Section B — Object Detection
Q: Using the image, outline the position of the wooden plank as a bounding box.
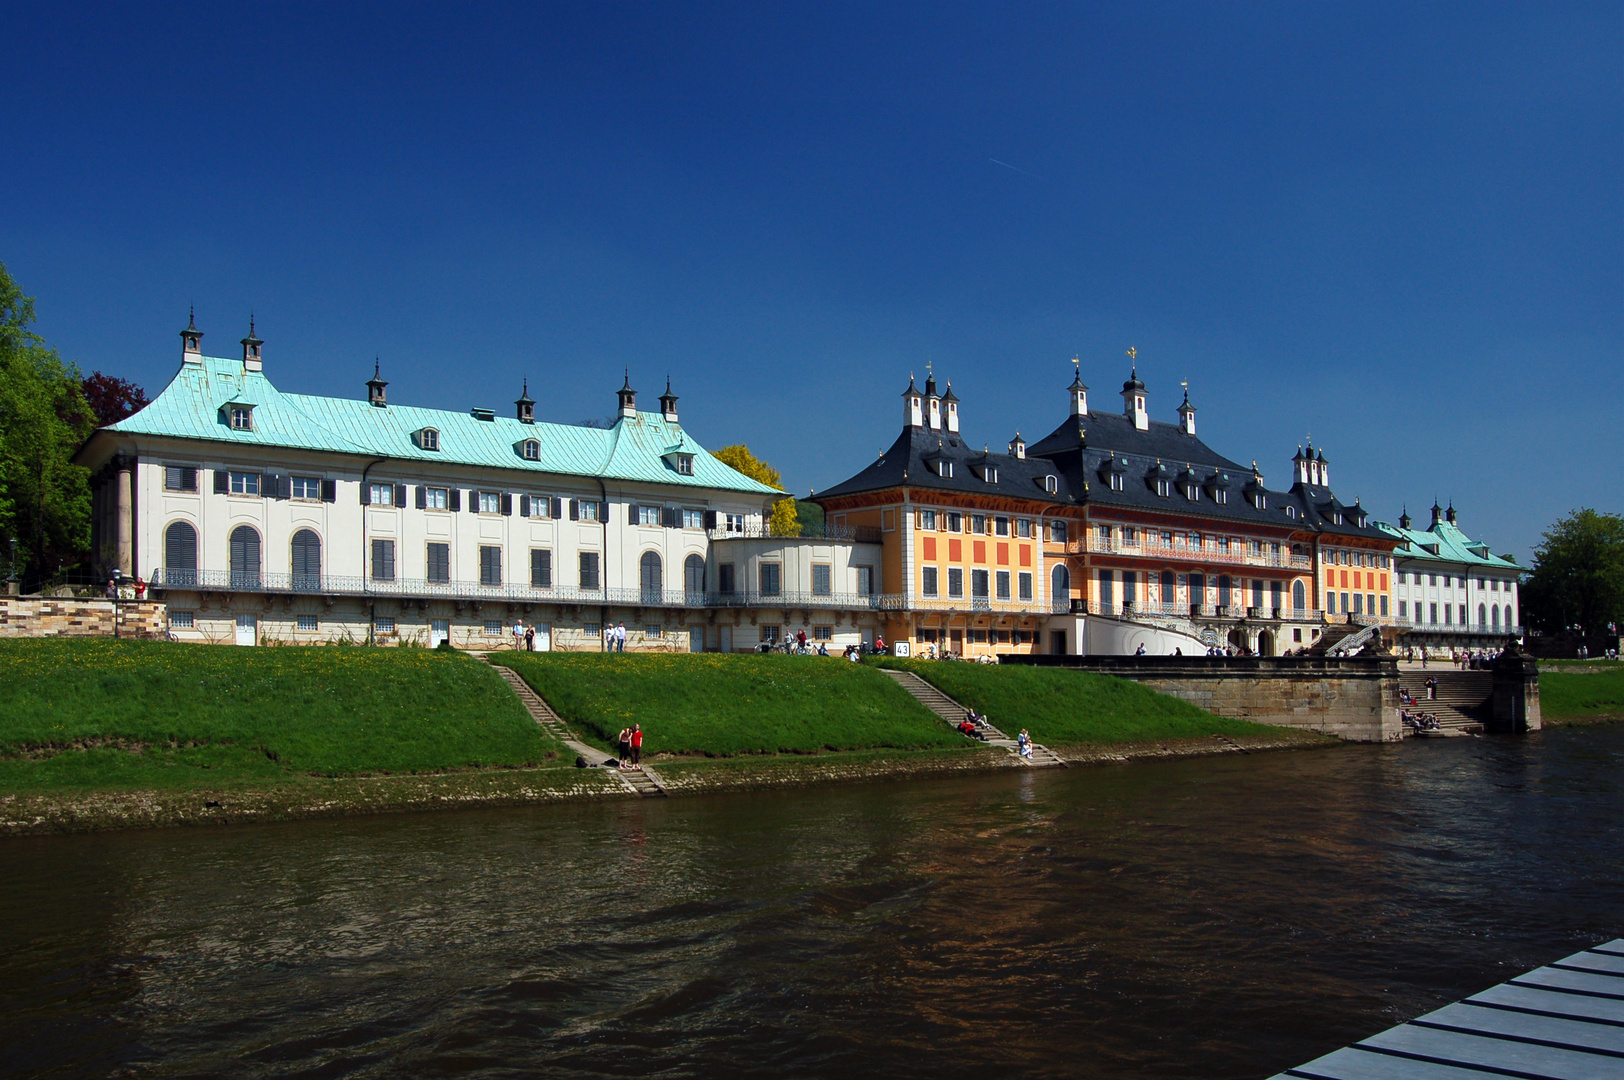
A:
[1415,1002,1624,1053]
[1513,968,1624,998]
[1468,984,1624,1024]
[1267,1045,1519,1079]
[1555,952,1624,976]
[1361,1023,1623,1079]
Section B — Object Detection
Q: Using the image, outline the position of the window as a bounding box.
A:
[1044,475,1058,494]
[531,549,552,588]
[1380,595,1388,617]
[1491,578,1500,591]
[1156,478,1172,497]
[477,491,500,514]
[683,508,704,529]
[946,512,963,532]
[640,551,662,599]
[919,509,937,531]
[1458,604,1467,625]
[371,538,396,581]
[724,513,744,532]
[230,405,253,430]
[812,563,832,596]
[1049,520,1067,543]
[426,542,450,583]
[995,570,1011,600]
[521,440,540,461]
[718,563,737,594]
[1123,527,1138,545]
[856,566,874,595]
[1213,488,1227,504]
[374,616,396,635]
[583,623,601,638]
[420,428,439,451]
[230,471,261,495]
[367,481,393,506]
[165,465,199,492]
[291,529,321,590]
[1017,519,1032,538]
[685,554,706,597]
[638,505,662,526]
[423,486,449,510]
[1097,524,1112,544]
[971,569,990,599]
[948,568,964,598]
[675,454,694,475]
[968,514,985,534]
[1185,483,1199,501]
[530,495,552,519]
[579,551,600,590]
[1430,602,1439,624]
[164,520,198,584]
[759,563,782,596]
[1109,472,1125,492]
[1293,580,1306,612]
[1018,572,1033,601]
[1399,600,1408,619]
[229,525,262,587]
[477,546,501,586]
[922,566,939,597]
[169,610,195,629]
[994,516,1009,537]
[291,475,321,500]
[1217,537,1230,554]
[814,625,832,641]
[760,625,781,642]
[1190,532,1202,548]
[645,625,662,637]
[1327,592,1337,615]
[934,460,954,479]
[484,620,503,636]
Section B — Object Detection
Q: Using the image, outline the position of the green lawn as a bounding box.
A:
[0,639,564,791]
[876,658,1282,746]
[493,652,966,756]
[1540,668,1624,720]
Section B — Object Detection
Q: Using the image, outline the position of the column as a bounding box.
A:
[116,456,133,576]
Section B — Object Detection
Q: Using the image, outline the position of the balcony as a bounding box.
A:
[1059,535,1313,570]
[708,524,882,544]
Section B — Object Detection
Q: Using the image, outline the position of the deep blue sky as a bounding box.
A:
[5,2,1620,559]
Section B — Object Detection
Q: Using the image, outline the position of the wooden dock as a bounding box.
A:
[1269,939,1624,1080]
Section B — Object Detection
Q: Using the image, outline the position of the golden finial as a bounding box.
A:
[1126,346,1137,362]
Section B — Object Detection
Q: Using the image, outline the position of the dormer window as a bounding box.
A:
[1156,479,1172,497]
[522,440,541,461]
[229,405,253,431]
[934,459,954,479]
[1043,474,1058,494]
[973,463,998,484]
[1285,505,1297,518]
[1252,492,1266,510]
[1109,472,1124,492]
[1184,483,1199,501]
[1331,511,1343,526]
[675,454,694,476]
[1213,488,1227,504]
[414,427,441,451]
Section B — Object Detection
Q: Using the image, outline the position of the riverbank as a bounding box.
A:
[0,729,1333,836]
[1537,665,1624,726]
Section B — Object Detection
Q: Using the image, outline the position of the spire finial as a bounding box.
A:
[1126,345,1136,378]
[188,304,196,330]
[374,356,380,378]
[250,311,255,337]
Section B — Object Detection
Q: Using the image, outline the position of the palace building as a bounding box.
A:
[73,316,887,650]
[1377,503,1523,652]
[814,359,1402,657]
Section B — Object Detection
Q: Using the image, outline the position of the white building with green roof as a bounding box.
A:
[1376,502,1524,651]
[73,317,882,650]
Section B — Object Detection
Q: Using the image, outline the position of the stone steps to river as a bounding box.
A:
[881,668,1065,768]
[1398,670,1492,732]
[481,657,669,798]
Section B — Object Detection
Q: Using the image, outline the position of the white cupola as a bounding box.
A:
[1121,359,1148,431]
[180,307,203,363]
[924,372,942,431]
[1069,363,1089,417]
[902,375,924,428]
[942,382,960,434]
[1177,384,1196,435]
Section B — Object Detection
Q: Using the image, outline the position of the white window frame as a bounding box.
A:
[230,471,261,496]
[368,481,394,506]
[425,486,449,510]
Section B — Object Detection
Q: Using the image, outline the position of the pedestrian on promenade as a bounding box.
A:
[617,727,631,765]
[630,724,643,766]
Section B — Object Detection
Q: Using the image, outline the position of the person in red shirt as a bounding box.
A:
[630,724,643,766]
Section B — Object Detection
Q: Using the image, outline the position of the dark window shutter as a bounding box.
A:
[360,482,371,506]
[568,499,578,521]
[415,485,427,510]
[395,484,407,508]
[519,494,530,517]
[214,469,229,494]
[468,489,478,511]
[663,506,679,529]
[321,479,336,503]
[501,493,513,516]
[261,473,276,498]
[628,503,639,525]
[599,500,609,522]
[704,509,717,529]
[551,496,563,518]
[281,474,293,499]
[449,488,461,512]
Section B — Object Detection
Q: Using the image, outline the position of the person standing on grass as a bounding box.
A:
[630,724,643,766]
[524,624,535,651]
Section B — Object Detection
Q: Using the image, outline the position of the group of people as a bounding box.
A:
[103,575,147,600]
[511,621,546,651]
[957,708,992,741]
[615,724,643,767]
[1403,645,1507,669]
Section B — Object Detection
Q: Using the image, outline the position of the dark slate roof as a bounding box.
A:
[1026,409,1242,468]
[815,425,1076,504]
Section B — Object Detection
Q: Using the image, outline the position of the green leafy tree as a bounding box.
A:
[1522,509,1624,637]
[713,443,801,536]
[0,262,95,578]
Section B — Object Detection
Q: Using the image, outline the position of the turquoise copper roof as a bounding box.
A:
[1374,518,1525,572]
[101,356,779,495]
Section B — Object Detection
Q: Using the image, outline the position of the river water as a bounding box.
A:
[3,727,1621,1079]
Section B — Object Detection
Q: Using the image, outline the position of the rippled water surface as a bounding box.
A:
[3,727,1622,1079]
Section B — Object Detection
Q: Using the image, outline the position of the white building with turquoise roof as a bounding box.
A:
[1376,502,1524,652]
[73,316,883,650]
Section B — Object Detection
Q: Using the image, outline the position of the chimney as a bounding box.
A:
[617,371,637,419]
[241,315,262,373]
[942,382,960,434]
[367,358,388,407]
[659,377,679,423]
[180,307,203,364]
[901,375,923,428]
[515,378,535,423]
[1177,385,1196,435]
[1009,432,1025,459]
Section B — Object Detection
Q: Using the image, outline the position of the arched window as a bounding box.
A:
[229,525,261,589]
[640,550,662,602]
[1160,570,1176,609]
[1491,606,1500,630]
[684,553,706,600]
[164,521,198,587]
[1292,580,1306,612]
[1478,603,1486,630]
[1217,574,1232,608]
[291,529,322,592]
[1504,605,1513,629]
[1051,564,1070,610]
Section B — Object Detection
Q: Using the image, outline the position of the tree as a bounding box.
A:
[713,444,801,536]
[81,372,149,428]
[1522,509,1624,638]
[0,261,95,579]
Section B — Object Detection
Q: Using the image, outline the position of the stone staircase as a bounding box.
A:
[1398,670,1491,733]
[485,659,668,797]
[882,668,1065,768]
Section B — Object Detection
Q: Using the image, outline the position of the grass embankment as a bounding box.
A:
[493,652,966,757]
[0,639,566,793]
[1538,666,1624,724]
[876,658,1290,748]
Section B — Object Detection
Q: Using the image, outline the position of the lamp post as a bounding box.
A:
[6,537,15,597]
[112,568,123,640]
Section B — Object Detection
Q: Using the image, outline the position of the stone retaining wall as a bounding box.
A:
[1006,655,1402,742]
[0,598,168,640]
